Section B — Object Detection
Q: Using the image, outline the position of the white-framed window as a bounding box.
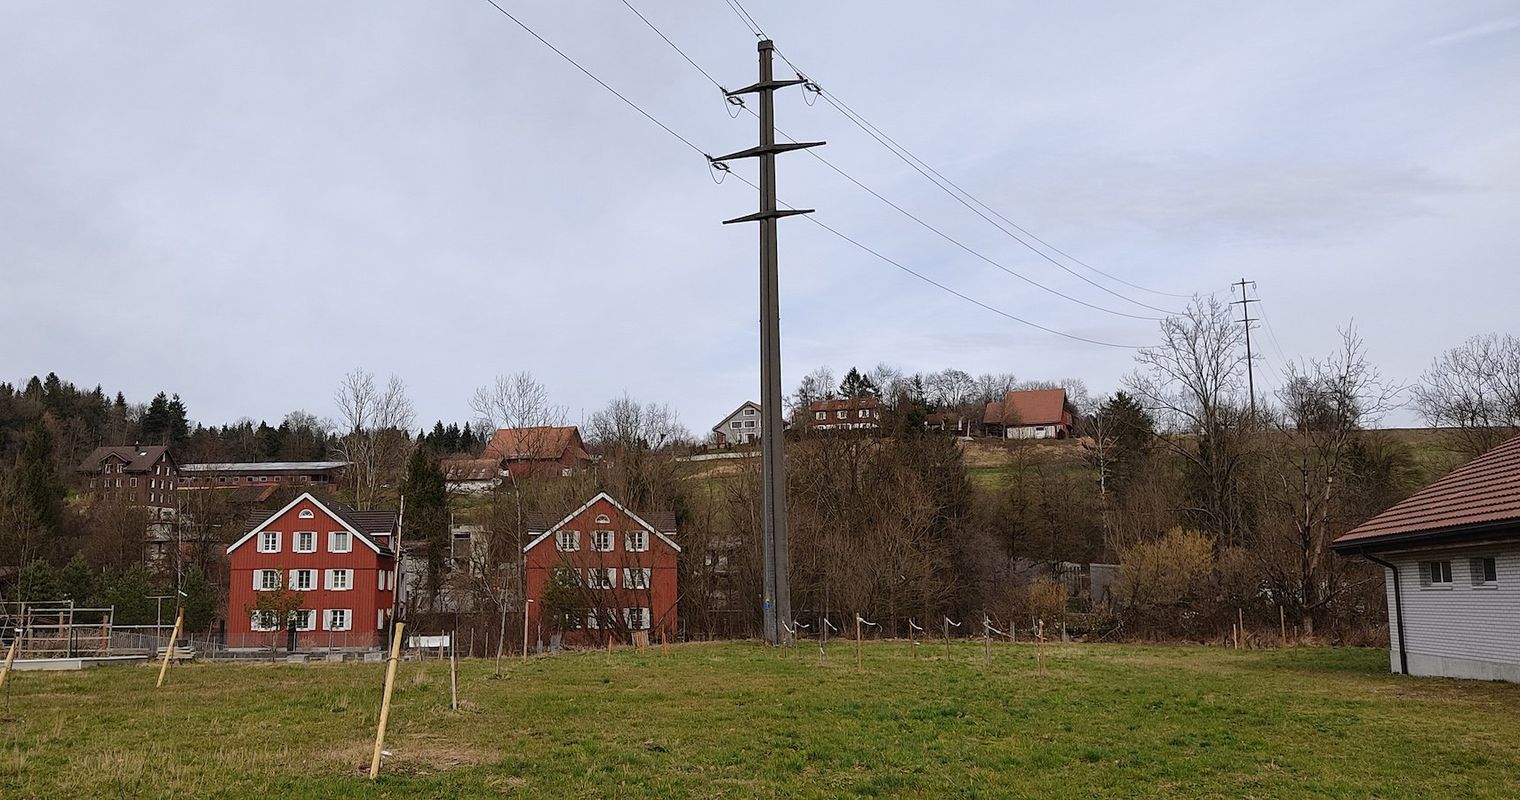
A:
[290,569,316,591]
[586,609,601,629]
[624,607,650,630]
[744,421,756,428]
[258,531,281,553]
[250,610,280,632]
[329,531,352,553]
[592,530,614,552]
[731,421,743,429]
[814,411,826,420]
[560,468,573,478]
[1471,557,1498,587]
[130,477,138,488]
[292,609,316,631]
[595,514,611,524]
[325,569,353,591]
[836,410,848,419]
[587,568,616,589]
[1420,560,1453,586]
[744,407,757,416]
[626,530,649,552]
[254,569,281,591]
[294,531,316,553]
[299,509,315,519]
[623,567,652,590]
[858,409,870,418]
[556,530,581,552]
[323,609,351,631]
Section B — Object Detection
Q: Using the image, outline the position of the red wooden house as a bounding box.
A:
[523,492,679,647]
[482,425,594,479]
[224,492,400,651]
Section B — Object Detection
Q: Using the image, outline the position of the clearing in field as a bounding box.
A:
[1,642,1518,798]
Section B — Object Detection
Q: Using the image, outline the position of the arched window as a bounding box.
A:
[595,514,610,524]
[299,509,315,519]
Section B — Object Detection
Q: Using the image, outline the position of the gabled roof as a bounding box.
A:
[1333,434,1520,550]
[441,458,502,482]
[523,491,679,553]
[77,445,172,473]
[712,400,761,433]
[985,388,1071,426]
[226,492,398,555]
[483,426,590,463]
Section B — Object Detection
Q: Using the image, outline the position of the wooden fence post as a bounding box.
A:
[369,622,405,780]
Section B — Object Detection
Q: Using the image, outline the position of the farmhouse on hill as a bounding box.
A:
[712,400,762,445]
[523,491,679,649]
[799,396,880,432]
[983,388,1076,440]
[440,456,503,494]
[482,425,593,478]
[1332,434,1520,681]
[225,491,400,651]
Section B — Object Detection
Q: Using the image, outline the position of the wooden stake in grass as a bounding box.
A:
[661,628,669,657]
[1280,605,1287,647]
[1036,619,1046,674]
[855,614,863,673]
[1238,608,1245,649]
[449,630,459,712]
[369,622,405,781]
[155,607,184,689]
[0,632,20,693]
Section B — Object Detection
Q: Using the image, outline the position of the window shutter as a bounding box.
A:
[1418,561,1431,586]
[253,571,261,590]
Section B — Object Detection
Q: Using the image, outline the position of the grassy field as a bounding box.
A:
[2,642,1518,798]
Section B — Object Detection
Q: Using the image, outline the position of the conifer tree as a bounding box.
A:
[401,446,450,597]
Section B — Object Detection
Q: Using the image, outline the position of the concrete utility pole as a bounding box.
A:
[1231,278,1259,417]
[715,39,823,646]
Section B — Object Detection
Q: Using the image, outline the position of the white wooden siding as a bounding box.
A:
[1382,543,1520,680]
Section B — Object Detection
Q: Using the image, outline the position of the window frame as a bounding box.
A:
[258,531,281,553]
[290,568,316,592]
[622,567,652,590]
[255,569,281,592]
[587,567,617,589]
[626,530,649,552]
[591,529,615,552]
[1471,556,1498,588]
[323,608,351,632]
[294,531,317,553]
[328,530,352,553]
[1421,559,1454,587]
[556,530,581,552]
[325,568,353,591]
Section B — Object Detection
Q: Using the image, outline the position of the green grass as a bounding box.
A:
[2,642,1518,798]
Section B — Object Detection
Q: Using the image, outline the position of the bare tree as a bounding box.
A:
[1125,296,1254,545]
[332,369,415,509]
[470,372,566,434]
[1413,333,1520,458]
[1259,327,1400,634]
[787,366,837,412]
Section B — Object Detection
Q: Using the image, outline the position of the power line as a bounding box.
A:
[619,1,1160,322]
[811,89,1182,315]
[730,173,1143,349]
[619,0,726,92]
[479,0,710,159]
[722,0,763,38]
[481,0,1148,351]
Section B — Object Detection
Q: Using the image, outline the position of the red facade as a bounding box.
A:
[225,493,398,651]
[524,493,679,647]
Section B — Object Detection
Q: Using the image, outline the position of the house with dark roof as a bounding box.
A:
[797,397,880,432]
[76,445,179,513]
[224,492,400,651]
[983,388,1076,440]
[712,400,763,445]
[482,425,593,479]
[1332,434,1520,681]
[523,491,679,648]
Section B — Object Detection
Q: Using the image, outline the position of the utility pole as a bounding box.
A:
[715,39,823,646]
[1231,278,1259,417]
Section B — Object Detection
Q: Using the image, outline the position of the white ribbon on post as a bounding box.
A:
[908,619,924,632]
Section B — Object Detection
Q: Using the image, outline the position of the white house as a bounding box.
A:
[1332,434,1520,682]
[712,401,762,445]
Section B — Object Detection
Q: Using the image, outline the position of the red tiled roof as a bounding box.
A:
[1333,434,1520,549]
[985,389,1070,427]
[482,426,589,463]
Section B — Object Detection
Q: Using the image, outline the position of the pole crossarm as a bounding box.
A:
[722,208,815,225]
[712,141,825,162]
[724,77,808,96]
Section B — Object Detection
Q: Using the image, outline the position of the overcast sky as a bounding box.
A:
[3,2,1517,434]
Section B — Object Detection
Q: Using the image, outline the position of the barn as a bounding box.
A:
[1332,434,1520,681]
